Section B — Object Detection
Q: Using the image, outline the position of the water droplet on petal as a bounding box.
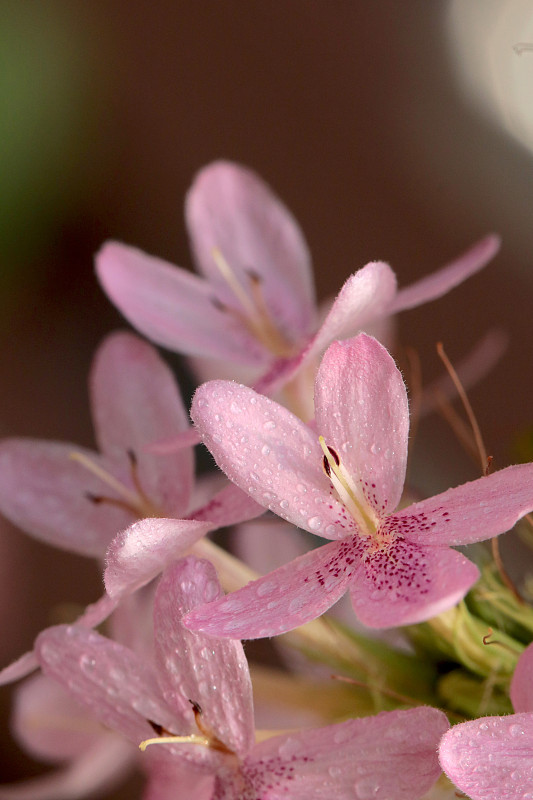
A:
[307,516,322,531]
[263,420,276,430]
[261,444,271,456]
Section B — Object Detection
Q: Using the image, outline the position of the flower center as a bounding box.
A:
[319,436,380,539]
[211,247,296,358]
[70,449,163,519]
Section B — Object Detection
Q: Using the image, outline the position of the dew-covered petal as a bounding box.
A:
[349,538,479,628]
[186,160,316,342]
[231,517,310,575]
[511,641,533,713]
[104,518,214,600]
[184,539,359,639]
[0,440,132,557]
[439,712,533,800]
[191,381,350,538]
[396,463,533,546]
[35,625,180,745]
[96,242,268,365]
[315,334,409,515]
[154,557,255,757]
[302,262,398,365]
[90,331,194,516]
[245,706,448,799]
[0,735,134,800]
[389,234,500,314]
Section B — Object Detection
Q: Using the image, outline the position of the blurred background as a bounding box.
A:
[1,0,533,792]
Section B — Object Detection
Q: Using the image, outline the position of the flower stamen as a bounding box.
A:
[211,247,295,358]
[319,436,378,537]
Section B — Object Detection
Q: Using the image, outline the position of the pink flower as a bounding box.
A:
[439,641,533,799]
[35,557,449,800]
[96,161,500,402]
[0,332,262,686]
[185,334,533,637]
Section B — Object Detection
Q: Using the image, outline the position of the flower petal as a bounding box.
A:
[191,381,349,538]
[184,539,357,639]
[104,518,214,600]
[0,651,38,687]
[143,767,214,800]
[253,263,398,398]
[511,641,533,713]
[154,557,255,757]
[246,706,448,799]
[35,625,179,745]
[90,332,194,516]
[439,712,533,800]
[0,736,133,800]
[96,241,267,364]
[396,463,533,546]
[186,160,316,341]
[389,234,500,314]
[315,334,409,515]
[188,482,265,528]
[349,539,479,628]
[0,440,131,557]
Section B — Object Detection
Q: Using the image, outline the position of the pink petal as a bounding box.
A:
[184,539,356,639]
[12,674,112,761]
[90,331,194,516]
[188,482,265,527]
[349,539,479,628]
[247,706,448,799]
[439,712,533,800]
[231,517,310,575]
[104,518,214,599]
[389,234,500,314]
[0,736,133,800]
[143,767,214,800]
[0,651,38,687]
[191,381,348,538]
[96,241,267,364]
[0,440,132,557]
[396,463,533,546]
[315,334,409,515]
[186,160,316,341]
[35,625,180,745]
[303,262,398,364]
[253,263,398,398]
[154,558,255,757]
[146,428,201,454]
[511,641,533,713]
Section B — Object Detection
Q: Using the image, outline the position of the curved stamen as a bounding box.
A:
[139,733,210,752]
[211,247,295,358]
[319,436,378,537]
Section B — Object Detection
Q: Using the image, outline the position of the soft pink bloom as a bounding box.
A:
[35,557,449,800]
[96,160,500,401]
[185,334,533,637]
[0,332,261,685]
[439,641,533,799]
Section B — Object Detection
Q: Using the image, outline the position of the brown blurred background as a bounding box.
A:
[1,1,533,792]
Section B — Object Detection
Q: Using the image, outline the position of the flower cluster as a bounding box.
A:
[2,161,533,800]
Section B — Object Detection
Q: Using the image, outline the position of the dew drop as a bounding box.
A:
[307,516,322,531]
[509,723,524,737]
[263,420,276,430]
[280,499,289,509]
[261,444,271,456]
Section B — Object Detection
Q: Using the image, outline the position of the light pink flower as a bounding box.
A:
[439,641,533,799]
[0,332,262,685]
[35,557,449,800]
[96,160,500,400]
[185,334,533,637]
